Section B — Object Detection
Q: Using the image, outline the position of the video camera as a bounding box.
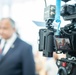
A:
[39,0,76,75]
[38,0,76,75]
[39,0,76,57]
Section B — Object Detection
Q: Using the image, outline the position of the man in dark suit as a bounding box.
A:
[0,18,36,75]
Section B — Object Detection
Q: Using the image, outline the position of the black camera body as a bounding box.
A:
[39,27,55,57]
[39,23,76,57]
[38,0,76,57]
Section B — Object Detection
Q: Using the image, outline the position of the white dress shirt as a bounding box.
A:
[1,33,17,55]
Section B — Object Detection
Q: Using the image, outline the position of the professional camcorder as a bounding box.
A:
[38,0,76,75]
[39,0,76,57]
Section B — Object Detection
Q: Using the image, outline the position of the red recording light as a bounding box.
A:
[62,62,67,67]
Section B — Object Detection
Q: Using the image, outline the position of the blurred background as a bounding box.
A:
[0,0,45,54]
[0,0,74,75]
[0,0,71,54]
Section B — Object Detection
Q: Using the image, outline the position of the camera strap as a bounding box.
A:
[53,0,61,35]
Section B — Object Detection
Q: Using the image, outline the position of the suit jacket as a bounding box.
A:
[0,37,36,75]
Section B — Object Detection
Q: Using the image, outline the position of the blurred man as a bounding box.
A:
[0,18,36,75]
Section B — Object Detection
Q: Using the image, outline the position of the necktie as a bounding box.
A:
[0,39,2,54]
[0,41,6,59]
[2,41,7,52]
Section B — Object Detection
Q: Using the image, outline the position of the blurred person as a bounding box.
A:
[34,51,46,75]
[0,17,36,75]
[44,52,58,75]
